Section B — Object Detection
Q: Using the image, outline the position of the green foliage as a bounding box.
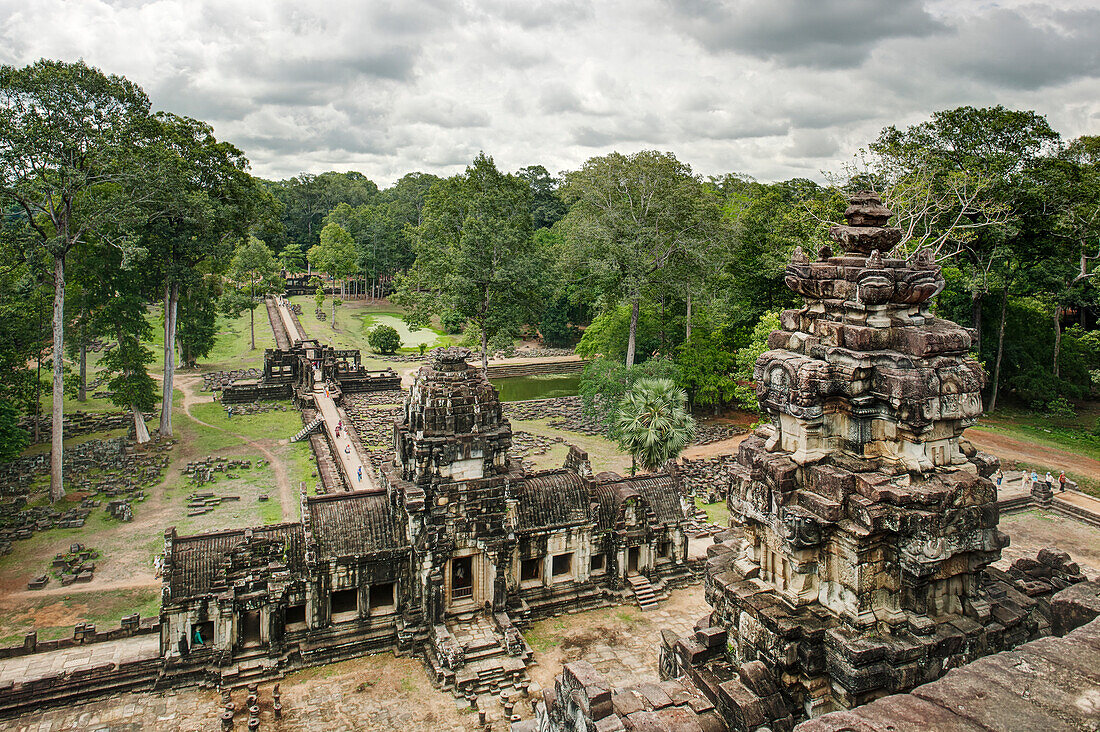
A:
[279,243,306,272]
[733,310,780,411]
[177,274,221,367]
[394,153,540,368]
[0,400,28,462]
[615,377,696,473]
[440,310,466,334]
[367,324,402,354]
[676,327,737,409]
[539,296,579,348]
[559,150,720,367]
[314,286,325,312]
[578,357,681,437]
[576,303,660,363]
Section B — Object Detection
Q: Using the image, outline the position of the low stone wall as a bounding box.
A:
[0,616,160,661]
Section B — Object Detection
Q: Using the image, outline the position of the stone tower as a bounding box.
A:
[388,347,517,625]
[658,193,1056,726]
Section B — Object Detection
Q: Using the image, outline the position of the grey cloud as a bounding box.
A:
[664,0,943,68]
[917,7,1100,91]
[482,0,594,29]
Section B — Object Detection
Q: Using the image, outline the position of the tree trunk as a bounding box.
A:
[77,340,87,402]
[1053,304,1062,378]
[481,323,489,373]
[249,278,256,350]
[988,285,1010,413]
[971,291,982,355]
[77,305,87,402]
[685,292,692,342]
[160,281,178,437]
[34,302,43,444]
[50,253,65,502]
[132,404,150,444]
[331,285,337,329]
[626,295,640,369]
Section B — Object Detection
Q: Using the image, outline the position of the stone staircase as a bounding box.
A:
[627,575,659,610]
[291,416,324,443]
[426,611,535,725]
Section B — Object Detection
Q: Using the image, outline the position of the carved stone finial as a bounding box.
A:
[867,249,883,269]
[828,191,902,256]
[792,246,809,265]
[818,244,833,261]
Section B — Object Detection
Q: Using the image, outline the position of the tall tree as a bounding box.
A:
[0,59,151,501]
[517,164,567,230]
[559,151,715,368]
[141,112,269,437]
[395,153,538,371]
[226,236,280,350]
[308,222,358,328]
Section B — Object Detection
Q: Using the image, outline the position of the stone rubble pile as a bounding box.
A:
[201,368,262,392]
[224,401,287,417]
[677,454,740,502]
[0,437,169,545]
[18,409,157,444]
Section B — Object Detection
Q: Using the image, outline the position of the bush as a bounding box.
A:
[1045,396,1076,418]
[540,297,579,348]
[368,324,402,354]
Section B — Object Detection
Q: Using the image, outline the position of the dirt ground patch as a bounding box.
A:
[525,584,708,693]
[970,428,1100,482]
[995,509,1100,577]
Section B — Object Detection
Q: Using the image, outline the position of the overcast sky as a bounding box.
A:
[2,0,1098,186]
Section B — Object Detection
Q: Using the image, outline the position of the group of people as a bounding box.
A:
[994,468,1069,492]
[334,419,363,483]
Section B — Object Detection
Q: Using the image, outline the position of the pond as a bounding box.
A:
[491,375,581,402]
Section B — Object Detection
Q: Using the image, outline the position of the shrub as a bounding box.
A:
[368,324,402,354]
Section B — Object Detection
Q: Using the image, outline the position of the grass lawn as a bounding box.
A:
[0,587,161,646]
[695,498,730,526]
[288,297,456,363]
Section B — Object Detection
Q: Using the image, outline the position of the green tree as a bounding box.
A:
[0,59,152,501]
[308,222,358,328]
[870,106,1061,410]
[368,324,401,354]
[140,112,270,437]
[615,377,696,475]
[578,356,681,437]
[225,236,280,349]
[559,151,717,368]
[279,242,306,272]
[675,326,737,413]
[394,153,539,371]
[733,311,780,411]
[517,164,567,230]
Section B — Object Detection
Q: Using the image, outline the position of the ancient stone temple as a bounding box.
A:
[159,347,693,695]
[627,193,1097,730]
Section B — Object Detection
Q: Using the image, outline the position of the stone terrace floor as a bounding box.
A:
[0,635,159,686]
[0,585,710,732]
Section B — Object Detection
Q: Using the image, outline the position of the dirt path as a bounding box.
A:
[681,434,749,460]
[968,428,1100,482]
[177,375,296,521]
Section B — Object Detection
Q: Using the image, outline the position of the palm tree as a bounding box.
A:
[615,377,696,475]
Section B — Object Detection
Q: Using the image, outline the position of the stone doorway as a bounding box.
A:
[628,546,640,575]
[240,610,262,647]
[448,554,475,610]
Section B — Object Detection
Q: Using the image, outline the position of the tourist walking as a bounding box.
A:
[1044,471,1054,487]
[1030,470,1039,489]
[1059,471,1067,492]
[357,466,362,482]
[994,469,1003,489]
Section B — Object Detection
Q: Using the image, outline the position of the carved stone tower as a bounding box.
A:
[660,194,1042,725]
